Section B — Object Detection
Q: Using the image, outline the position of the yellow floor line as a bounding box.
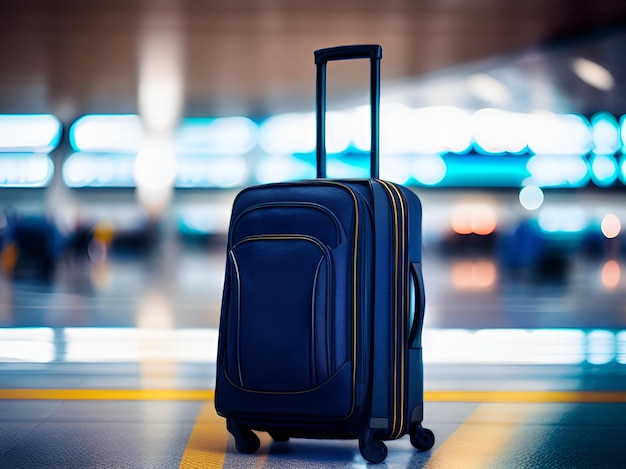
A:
[1,389,626,403]
[424,403,529,469]
[179,402,227,469]
[424,390,626,403]
[179,402,269,469]
[0,389,215,401]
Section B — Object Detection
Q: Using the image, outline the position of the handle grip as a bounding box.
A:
[314,44,382,179]
[409,262,426,350]
[314,44,382,64]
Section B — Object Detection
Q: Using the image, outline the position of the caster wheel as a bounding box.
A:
[269,431,290,442]
[226,419,261,454]
[359,438,388,464]
[410,425,435,451]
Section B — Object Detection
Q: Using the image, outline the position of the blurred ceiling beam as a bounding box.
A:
[1,0,626,119]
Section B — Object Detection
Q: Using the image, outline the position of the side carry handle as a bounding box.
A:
[408,262,426,350]
[314,44,382,179]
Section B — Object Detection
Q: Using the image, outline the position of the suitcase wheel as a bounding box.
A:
[359,429,388,464]
[410,424,435,451]
[227,419,260,454]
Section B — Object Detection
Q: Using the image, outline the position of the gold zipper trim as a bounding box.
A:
[379,180,407,439]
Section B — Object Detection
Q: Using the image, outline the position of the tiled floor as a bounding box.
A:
[1,246,626,467]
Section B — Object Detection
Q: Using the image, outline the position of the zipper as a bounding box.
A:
[230,201,345,247]
[379,180,408,439]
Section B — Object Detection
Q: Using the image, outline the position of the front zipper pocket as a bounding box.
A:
[231,201,346,249]
[225,234,334,393]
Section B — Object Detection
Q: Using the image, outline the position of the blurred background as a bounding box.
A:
[1,0,626,364]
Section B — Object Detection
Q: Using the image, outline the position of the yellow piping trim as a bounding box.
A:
[378,181,400,436]
[237,234,326,249]
[390,182,408,438]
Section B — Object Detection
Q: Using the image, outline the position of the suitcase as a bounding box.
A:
[215,44,434,464]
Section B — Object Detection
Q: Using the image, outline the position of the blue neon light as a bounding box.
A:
[590,154,619,187]
[0,153,54,187]
[591,112,620,155]
[427,156,531,187]
[0,114,61,153]
[57,109,626,190]
[70,115,144,153]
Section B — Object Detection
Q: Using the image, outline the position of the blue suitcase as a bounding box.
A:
[215,44,434,464]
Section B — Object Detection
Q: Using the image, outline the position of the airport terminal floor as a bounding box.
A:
[2,239,626,468]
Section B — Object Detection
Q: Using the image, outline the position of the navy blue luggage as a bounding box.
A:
[215,44,434,464]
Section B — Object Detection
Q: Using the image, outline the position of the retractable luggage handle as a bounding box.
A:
[314,45,382,179]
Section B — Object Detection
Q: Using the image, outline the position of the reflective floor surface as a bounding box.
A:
[1,244,626,468]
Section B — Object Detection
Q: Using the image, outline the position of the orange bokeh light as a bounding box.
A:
[451,260,497,290]
[601,213,621,239]
[451,204,498,235]
[601,260,621,289]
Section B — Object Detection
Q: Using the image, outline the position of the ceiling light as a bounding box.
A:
[572,58,614,91]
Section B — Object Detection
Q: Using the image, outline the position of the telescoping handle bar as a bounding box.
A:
[314,45,382,179]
